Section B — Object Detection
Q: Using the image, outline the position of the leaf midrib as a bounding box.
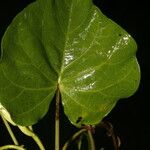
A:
[58,2,74,84]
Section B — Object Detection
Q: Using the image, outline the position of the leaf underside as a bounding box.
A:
[0,0,140,127]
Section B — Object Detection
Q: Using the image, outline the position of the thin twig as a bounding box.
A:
[100,121,120,150]
[62,129,86,150]
[1,115,19,145]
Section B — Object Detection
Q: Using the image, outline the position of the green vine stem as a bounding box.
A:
[62,129,86,150]
[0,145,25,150]
[87,129,95,150]
[18,126,45,150]
[1,115,19,145]
[77,135,83,150]
[55,88,60,150]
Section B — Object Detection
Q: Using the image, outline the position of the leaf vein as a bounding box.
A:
[7,90,25,103]
[75,66,133,94]
[62,23,99,73]
[14,92,53,117]
[19,44,55,84]
[62,89,94,112]
[2,68,54,90]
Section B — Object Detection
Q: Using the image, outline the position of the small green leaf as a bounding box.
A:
[0,0,140,126]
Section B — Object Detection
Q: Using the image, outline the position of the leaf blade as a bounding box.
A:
[0,0,140,126]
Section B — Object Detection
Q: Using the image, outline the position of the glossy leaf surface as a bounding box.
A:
[0,0,140,126]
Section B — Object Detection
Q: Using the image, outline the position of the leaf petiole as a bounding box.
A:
[87,129,95,150]
[62,128,86,150]
[18,126,45,150]
[55,87,60,150]
[0,145,25,150]
[1,115,19,145]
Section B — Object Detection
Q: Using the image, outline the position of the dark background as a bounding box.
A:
[0,0,149,150]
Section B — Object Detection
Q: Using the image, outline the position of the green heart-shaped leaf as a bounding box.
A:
[0,0,140,126]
